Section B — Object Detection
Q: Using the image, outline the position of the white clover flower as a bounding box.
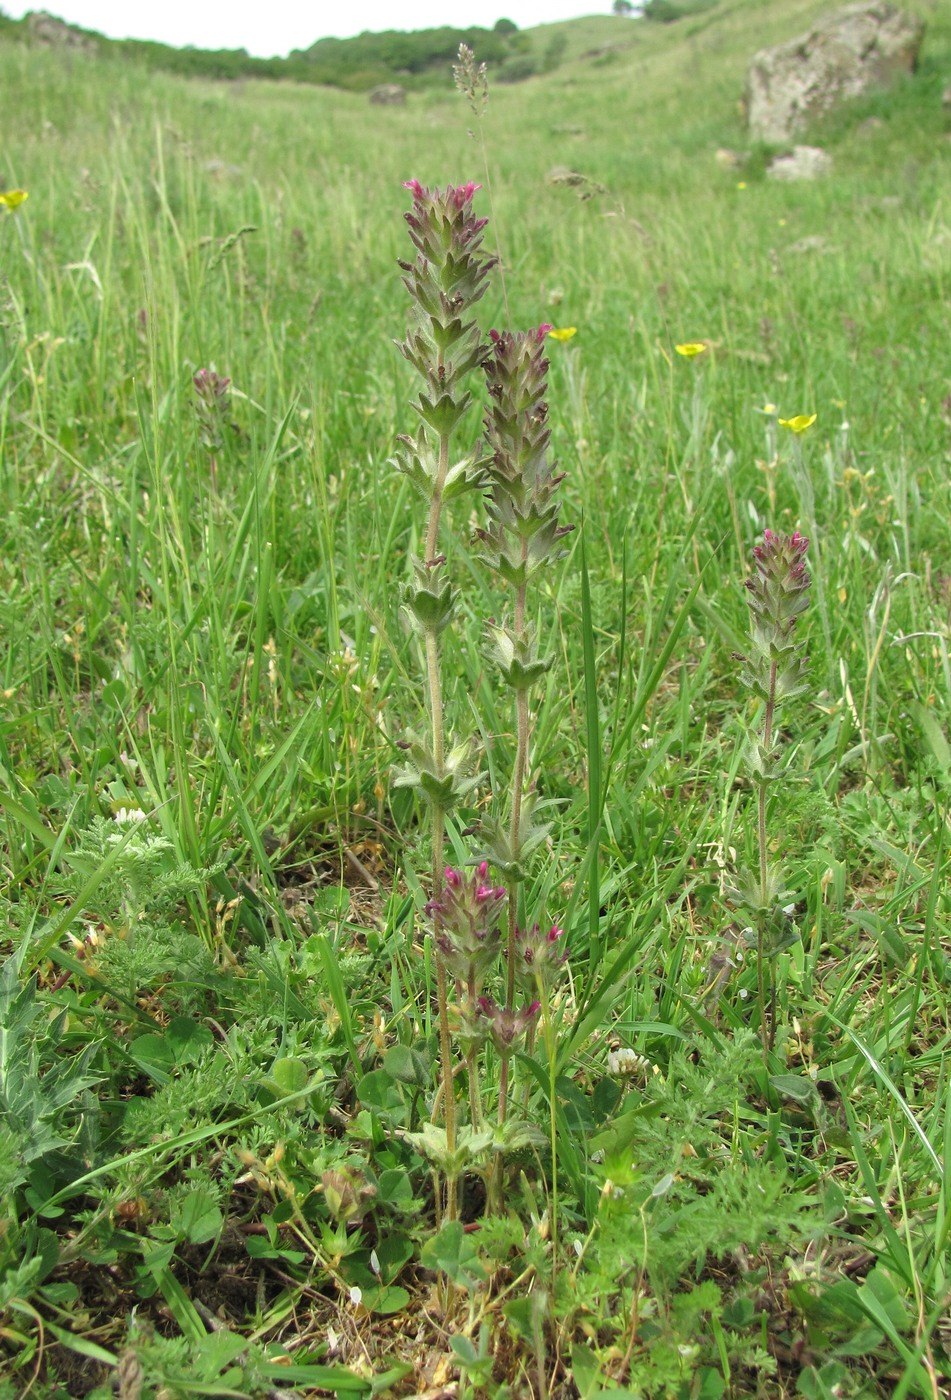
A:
[607,1047,651,1078]
[113,807,147,825]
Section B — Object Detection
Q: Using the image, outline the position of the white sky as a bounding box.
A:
[0,2,610,58]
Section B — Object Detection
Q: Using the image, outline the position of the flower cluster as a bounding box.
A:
[390,182,499,817]
[729,529,812,1048]
[426,862,506,987]
[478,327,573,593]
[477,997,540,1060]
[741,529,811,711]
[513,921,568,994]
[193,367,233,451]
[396,181,496,451]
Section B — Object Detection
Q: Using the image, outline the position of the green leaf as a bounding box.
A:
[420,1220,486,1290]
[798,1361,851,1400]
[43,1320,117,1366]
[377,1169,414,1212]
[270,1056,310,1094]
[257,1360,372,1392]
[769,1073,821,1108]
[362,1283,409,1315]
[357,1069,404,1115]
[128,1032,176,1083]
[165,1016,214,1063]
[383,1043,431,1088]
[173,1188,223,1246]
[569,1340,606,1399]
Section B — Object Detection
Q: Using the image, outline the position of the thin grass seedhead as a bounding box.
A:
[453,43,488,120]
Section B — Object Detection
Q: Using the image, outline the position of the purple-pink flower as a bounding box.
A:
[192,367,232,450]
[477,997,540,1058]
[513,922,568,993]
[402,179,481,209]
[741,527,812,706]
[426,862,506,987]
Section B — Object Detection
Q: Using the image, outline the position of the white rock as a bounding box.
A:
[767,145,833,181]
[746,2,925,144]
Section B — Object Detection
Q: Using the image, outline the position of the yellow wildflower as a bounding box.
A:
[675,342,707,358]
[778,413,817,434]
[736,181,747,190]
[547,327,577,342]
[0,189,28,211]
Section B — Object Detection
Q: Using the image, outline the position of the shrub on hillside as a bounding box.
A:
[497,54,539,83]
[643,0,719,21]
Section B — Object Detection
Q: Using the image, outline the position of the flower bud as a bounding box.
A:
[479,328,573,587]
[476,996,540,1060]
[513,921,568,994]
[740,529,811,705]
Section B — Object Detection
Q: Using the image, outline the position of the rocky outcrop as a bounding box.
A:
[767,145,833,180]
[26,10,98,52]
[369,84,406,106]
[746,3,925,144]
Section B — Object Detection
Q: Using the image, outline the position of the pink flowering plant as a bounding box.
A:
[730,529,811,1054]
[389,181,570,1222]
[192,367,233,452]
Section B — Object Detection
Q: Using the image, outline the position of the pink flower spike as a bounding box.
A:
[444,866,461,886]
[489,329,501,343]
[403,179,424,198]
[477,861,489,879]
[535,324,554,341]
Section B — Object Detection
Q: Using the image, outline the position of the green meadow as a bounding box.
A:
[1,0,950,1393]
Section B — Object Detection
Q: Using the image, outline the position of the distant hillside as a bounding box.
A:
[0,9,625,89]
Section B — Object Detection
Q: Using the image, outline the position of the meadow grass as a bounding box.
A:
[1,0,950,1393]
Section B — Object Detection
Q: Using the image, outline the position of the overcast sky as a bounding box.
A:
[1,2,611,57]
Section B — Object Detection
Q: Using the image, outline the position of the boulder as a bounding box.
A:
[767,144,833,180]
[26,10,97,51]
[746,2,925,144]
[369,84,406,106]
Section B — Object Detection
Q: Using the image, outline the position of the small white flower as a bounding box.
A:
[607,1048,651,1078]
[349,1286,362,1306]
[114,807,147,825]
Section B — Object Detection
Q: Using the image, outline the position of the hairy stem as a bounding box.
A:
[756,660,778,1058]
[500,572,530,1128]
[426,423,457,1220]
[466,969,482,1131]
